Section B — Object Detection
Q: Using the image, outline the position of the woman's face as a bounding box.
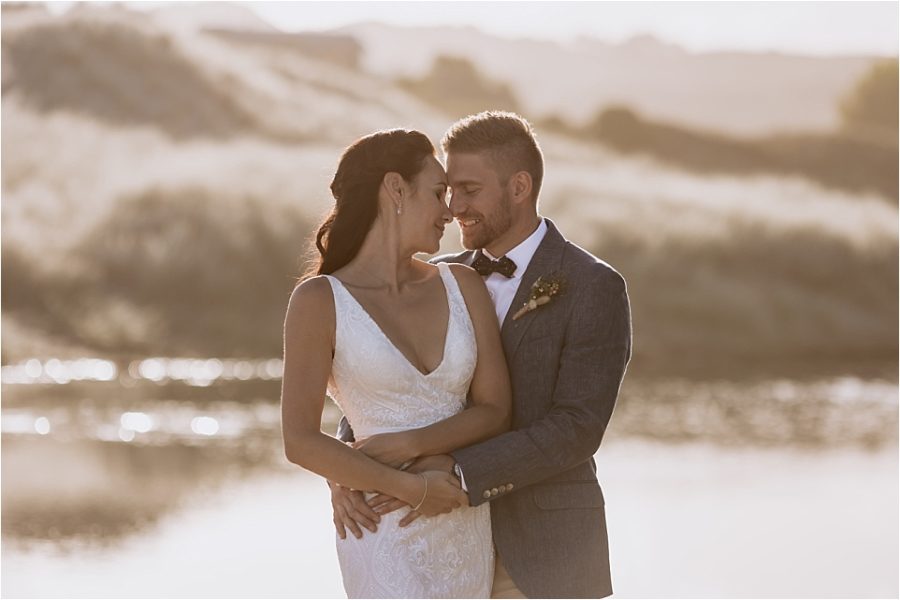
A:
[404,155,452,254]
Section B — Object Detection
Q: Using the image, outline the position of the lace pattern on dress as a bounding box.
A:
[323,263,493,598]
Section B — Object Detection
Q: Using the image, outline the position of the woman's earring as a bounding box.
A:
[396,202,402,216]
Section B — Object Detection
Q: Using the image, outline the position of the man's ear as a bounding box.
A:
[509,171,533,205]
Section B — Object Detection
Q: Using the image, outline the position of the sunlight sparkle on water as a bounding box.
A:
[73,358,117,381]
[263,359,283,380]
[185,358,221,386]
[205,359,224,379]
[3,358,121,384]
[43,359,70,384]
[24,359,42,378]
[120,412,153,433]
[1,414,36,434]
[191,416,220,436]
[127,358,265,385]
[34,417,51,435]
[233,361,255,381]
[138,359,167,382]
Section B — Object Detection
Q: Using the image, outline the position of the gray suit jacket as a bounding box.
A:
[339,219,632,598]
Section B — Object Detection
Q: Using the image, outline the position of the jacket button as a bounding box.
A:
[507,483,514,491]
[498,484,507,493]
[482,490,491,499]
[491,487,499,496]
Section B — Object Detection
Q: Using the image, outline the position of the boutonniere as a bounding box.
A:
[512,273,566,320]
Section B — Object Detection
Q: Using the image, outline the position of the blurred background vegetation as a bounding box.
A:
[2,2,896,380]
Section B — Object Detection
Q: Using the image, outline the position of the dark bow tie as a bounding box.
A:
[471,252,517,278]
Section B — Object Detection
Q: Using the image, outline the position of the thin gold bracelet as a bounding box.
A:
[412,473,428,511]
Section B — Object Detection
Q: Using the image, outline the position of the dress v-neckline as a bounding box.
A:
[329,267,452,378]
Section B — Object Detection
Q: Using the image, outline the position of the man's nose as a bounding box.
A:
[449,192,465,217]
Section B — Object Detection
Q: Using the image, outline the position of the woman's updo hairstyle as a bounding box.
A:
[307,129,434,277]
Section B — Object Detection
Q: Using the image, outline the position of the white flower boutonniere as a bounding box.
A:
[512,273,566,321]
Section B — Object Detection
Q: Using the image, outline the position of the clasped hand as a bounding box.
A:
[351,431,418,469]
[330,454,466,539]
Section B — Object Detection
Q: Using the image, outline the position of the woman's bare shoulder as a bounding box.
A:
[445,263,494,323]
[446,263,485,294]
[291,275,332,301]
[286,276,335,324]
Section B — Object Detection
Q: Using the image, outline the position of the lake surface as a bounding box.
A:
[2,368,897,598]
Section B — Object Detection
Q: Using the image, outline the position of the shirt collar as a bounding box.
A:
[483,218,548,279]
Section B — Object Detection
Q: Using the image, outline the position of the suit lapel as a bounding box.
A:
[434,250,475,266]
[500,219,567,359]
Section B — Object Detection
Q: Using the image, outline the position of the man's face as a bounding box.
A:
[446,151,513,251]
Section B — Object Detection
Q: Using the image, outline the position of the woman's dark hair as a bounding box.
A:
[302,129,435,280]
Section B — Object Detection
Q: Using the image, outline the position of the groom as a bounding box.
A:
[332,111,632,598]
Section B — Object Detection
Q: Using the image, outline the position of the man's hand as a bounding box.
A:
[408,454,456,473]
[328,480,380,540]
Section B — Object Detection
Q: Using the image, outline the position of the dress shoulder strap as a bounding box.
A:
[321,274,342,307]
[437,261,472,315]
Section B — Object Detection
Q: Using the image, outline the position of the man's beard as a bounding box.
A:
[460,190,513,251]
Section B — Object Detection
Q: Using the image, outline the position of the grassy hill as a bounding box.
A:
[2,5,896,380]
[341,22,880,136]
[541,107,898,201]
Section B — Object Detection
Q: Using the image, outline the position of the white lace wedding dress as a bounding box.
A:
[324,262,494,598]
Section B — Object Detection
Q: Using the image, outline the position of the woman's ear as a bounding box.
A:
[383,172,405,200]
[509,171,533,205]
[382,172,405,214]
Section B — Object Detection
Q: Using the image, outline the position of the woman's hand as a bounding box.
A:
[367,454,456,517]
[409,470,469,517]
[352,432,419,468]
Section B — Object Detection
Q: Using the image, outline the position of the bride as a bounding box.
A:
[281,129,512,598]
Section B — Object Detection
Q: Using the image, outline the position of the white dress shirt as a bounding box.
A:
[479,219,548,325]
[455,219,548,493]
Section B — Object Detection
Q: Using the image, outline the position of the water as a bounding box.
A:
[2,369,897,598]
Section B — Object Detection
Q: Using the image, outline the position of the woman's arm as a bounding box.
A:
[354,264,512,466]
[280,277,467,515]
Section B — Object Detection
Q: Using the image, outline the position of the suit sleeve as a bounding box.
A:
[336,415,355,443]
[450,268,632,506]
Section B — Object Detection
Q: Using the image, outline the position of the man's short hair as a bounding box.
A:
[442,111,544,202]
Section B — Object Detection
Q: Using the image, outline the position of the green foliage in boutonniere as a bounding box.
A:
[512,272,566,320]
